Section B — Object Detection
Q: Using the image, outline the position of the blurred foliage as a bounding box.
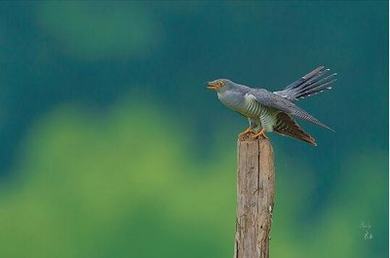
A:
[0,1,387,258]
[0,100,387,258]
[37,2,161,60]
[0,101,235,258]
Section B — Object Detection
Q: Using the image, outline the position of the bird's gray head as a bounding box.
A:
[207,79,235,92]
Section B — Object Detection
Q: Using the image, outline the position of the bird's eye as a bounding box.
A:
[218,81,224,87]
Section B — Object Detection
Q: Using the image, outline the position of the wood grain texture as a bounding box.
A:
[234,138,275,258]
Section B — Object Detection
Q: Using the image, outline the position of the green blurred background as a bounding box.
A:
[0,1,387,258]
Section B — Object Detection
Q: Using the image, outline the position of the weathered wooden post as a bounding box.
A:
[234,137,275,258]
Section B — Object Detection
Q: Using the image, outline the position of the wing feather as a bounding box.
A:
[248,89,334,131]
[273,112,316,146]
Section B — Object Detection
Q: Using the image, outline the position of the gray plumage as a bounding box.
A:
[274,66,337,101]
[208,66,336,145]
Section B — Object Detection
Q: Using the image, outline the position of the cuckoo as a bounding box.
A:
[207,66,336,145]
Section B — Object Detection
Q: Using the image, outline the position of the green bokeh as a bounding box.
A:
[0,100,386,257]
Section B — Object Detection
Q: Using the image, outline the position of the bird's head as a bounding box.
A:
[207,79,234,92]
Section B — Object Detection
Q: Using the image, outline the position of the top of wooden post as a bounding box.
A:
[238,132,272,144]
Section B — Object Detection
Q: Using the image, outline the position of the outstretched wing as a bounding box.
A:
[248,89,334,131]
[273,112,316,146]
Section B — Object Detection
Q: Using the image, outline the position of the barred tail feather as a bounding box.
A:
[274,66,337,101]
[273,112,317,146]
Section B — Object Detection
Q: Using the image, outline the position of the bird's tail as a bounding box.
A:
[273,112,317,146]
[274,66,337,101]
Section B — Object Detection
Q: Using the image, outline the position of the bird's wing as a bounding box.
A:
[248,88,334,131]
[273,112,316,146]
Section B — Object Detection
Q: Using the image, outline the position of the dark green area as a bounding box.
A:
[0,2,387,257]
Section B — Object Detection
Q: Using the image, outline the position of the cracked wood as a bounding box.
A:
[234,138,275,258]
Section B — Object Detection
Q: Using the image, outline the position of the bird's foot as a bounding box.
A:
[238,127,255,140]
[252,129,268,139]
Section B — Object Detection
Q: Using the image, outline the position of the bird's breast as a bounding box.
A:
[243,94,263,118]
[241,94,278,131]
[217,91,277,131]
[218,91,247,114]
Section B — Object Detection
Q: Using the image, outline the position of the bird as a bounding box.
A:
[207,66,336,146]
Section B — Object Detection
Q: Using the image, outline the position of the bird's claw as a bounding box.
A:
[238,128,255,140]
[252,129,268,139]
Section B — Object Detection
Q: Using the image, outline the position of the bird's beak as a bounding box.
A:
[207,81,218,90]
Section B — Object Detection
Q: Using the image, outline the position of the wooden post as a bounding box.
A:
[234,138,275,258]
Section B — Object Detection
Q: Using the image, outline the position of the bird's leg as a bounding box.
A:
[239,118,257,138]
[239,119,260,140]
[252,128,268,139]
